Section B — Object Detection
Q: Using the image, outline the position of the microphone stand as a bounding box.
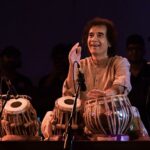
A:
[64,67,86,150]
[63,84,80,150]
[63,60,86,150]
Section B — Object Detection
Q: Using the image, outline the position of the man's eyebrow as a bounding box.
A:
[89,31,104,34]
[97,32,104,34]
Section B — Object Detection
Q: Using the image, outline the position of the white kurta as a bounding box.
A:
[63,55,132,100]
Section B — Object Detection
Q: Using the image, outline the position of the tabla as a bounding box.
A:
[53,96,83,135]
[0,94,17,137]
[1,97,39,136]
[83,94,133,135]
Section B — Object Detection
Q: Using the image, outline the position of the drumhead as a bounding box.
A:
[4,98,30,114]
[55,96,81,111]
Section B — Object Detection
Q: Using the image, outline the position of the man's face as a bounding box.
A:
[1,55,21,69]
[87,25,111,58]
[126,44,145,63]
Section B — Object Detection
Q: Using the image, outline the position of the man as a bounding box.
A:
[125,34,150,135]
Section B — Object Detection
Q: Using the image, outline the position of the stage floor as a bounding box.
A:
[0,141,150,150]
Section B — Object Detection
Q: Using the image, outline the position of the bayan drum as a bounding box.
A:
[53,96,82,135]
[1,97,39,136]
[83,94,133,135]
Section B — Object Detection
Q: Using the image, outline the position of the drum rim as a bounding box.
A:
[85,94,128,105]
[0,94,31,100]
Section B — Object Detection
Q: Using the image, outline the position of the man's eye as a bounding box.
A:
[88,33,94,37]
[97,33,104,38]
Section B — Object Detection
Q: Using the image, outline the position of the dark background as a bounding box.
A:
[0,0,150,86]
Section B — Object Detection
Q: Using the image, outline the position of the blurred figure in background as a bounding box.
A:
[0,46,34,97]
[37,43,71,120]
[125,34,150,135]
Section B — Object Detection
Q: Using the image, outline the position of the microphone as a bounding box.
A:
[3,76,18,97]
[76,63,86,91]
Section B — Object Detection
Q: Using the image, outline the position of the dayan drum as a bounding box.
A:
[83,94,133,135]
[1,97,39,137]
[0,94,17,137]
[53,96,82,135]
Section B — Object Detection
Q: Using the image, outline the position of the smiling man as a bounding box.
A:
[41,17,134,141]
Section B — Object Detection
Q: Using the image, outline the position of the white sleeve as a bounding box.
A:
[41,111,55,140]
